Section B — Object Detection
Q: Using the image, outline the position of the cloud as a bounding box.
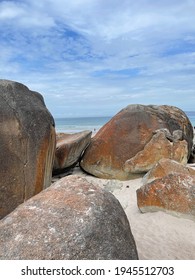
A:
[0,1,55,28]
[0,0,195,117]
[0,1,25,20]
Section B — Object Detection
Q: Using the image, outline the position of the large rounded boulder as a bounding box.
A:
[0,175,138,260]
[0,79,56,219]
[80,104,193,180]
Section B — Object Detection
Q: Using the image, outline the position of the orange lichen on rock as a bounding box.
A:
[137,173,195,220]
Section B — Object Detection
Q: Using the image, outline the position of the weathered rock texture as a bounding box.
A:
[80,104,193,180]
[0,175,138,260]
[137,173,195,221]
[0,80,56,219]
[53,131,92,174]
[124,129,188,174]
[142,158,195,184]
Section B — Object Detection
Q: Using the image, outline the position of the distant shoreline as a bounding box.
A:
[54,113,195,134]
[54,116,112,134]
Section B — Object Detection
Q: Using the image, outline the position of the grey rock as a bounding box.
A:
[0,175,138,260]
[0,79,56,219]
[172,130,183,141]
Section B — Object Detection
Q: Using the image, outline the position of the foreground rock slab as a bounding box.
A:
[80,104,193,180]
[0,80,55,219]
[137,173,195,221]
[0,175,138,260]
[53,131,92,174]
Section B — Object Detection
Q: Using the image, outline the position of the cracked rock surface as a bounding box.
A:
[80,104,193,180]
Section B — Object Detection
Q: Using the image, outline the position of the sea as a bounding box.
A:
[54,112,195,133]
[55,116,112,133]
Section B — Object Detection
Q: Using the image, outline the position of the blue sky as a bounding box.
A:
[0,0,195,117]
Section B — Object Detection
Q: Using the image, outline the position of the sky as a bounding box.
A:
[0,0,195,118]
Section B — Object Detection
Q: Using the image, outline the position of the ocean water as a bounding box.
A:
[55,116,112,133]
[54,112,195,133]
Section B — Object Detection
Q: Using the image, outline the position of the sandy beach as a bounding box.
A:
[65,166,195,260]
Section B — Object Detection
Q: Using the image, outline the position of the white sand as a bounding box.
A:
[72,167,195,260]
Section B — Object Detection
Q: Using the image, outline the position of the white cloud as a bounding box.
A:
[0,1,55,28]
[39,0,195,40]
[0,0,195,117]
[0,2,24,19]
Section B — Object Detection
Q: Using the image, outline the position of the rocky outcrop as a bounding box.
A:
[0,175,138,260]
[137,173,195,221]
[142,158,195,184]
[0,80,56,219]
[124,129,188,174]
[80,104,193,180]
[53,131,92,175]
